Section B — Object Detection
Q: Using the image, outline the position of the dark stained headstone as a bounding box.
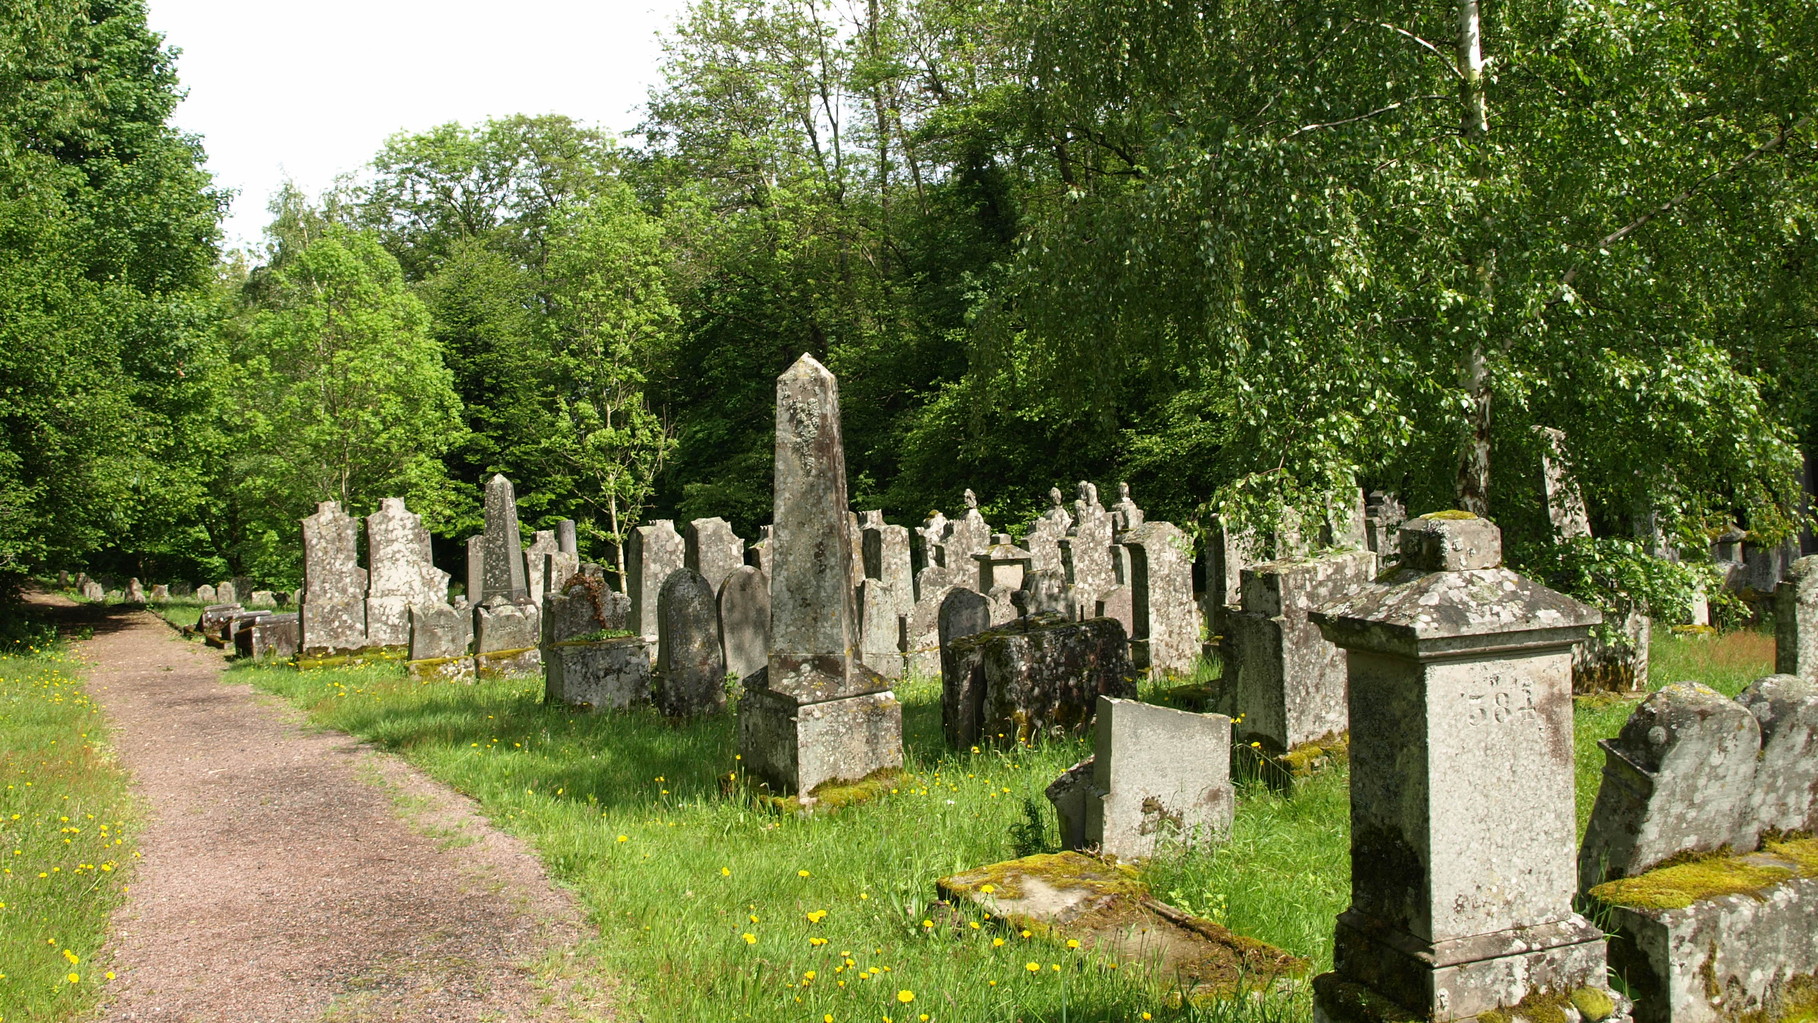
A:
[718,565,770,683]
[655,568,725,717]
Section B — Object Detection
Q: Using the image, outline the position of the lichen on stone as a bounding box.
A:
[1587,841,1818,910]
[1423,509,1480,520]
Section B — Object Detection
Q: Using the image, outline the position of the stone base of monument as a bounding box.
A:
[737,684,903,797]
[937,852,1307,1001]
[406,655,475,681]
[1312,974,1631,1023]
[475,646,541,678]
[544,637,651,711]
[1317,912,1614,1023]
[1587,838,1818,1023]
[941,613,1135,749]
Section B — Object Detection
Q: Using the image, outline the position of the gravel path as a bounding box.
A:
[33,593,613,1023]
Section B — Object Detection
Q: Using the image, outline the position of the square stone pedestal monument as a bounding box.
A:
[738,354,903,795]
[1309,514,1615,1023]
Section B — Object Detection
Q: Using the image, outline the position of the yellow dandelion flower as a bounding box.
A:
[798,869,811,877]
[980,883,996,894]
[992,937,1005,947]
[804,970,817,980]
[810,936,828,946]
[62,950,78,965]
[807,910,828,923]
[616,835,628,843]
[1025,962,1040,973]
[721,867,731,876]
[67,973,79,984]
[1066,938,1080,949]
[897,990,915,1003]
[742,933,757,944]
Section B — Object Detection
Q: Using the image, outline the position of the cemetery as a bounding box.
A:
[2,1,1814,1021]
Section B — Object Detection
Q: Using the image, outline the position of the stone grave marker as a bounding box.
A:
[248,589,276,607]
[125,578,145,603]
[524,529,561,598]
[1309,513,1614,1022]
[465,535,485,604]
[686,517,746,594]
[479,475,529,605]
[1063,481,1117,611]
[217,579,237,605]
[1536,426,1592,539]
[655,568,725,717]
[1226,549,1375,751]
[556,518,578,556]
[473,476,539,676]
[903,583,950,678]
[299,501,368,657]
[627,520,684,653]
[82,580,105,601]
[149,584,169,603]
[942,613,1134,748]
[1738,673,1818,835]
[718,565,770,682]
[973,535,1033,624]
[857,578,905,679]
[738,354,903,794]
[1776,555,1818,679]
[365,497,449,649]
[408,601,474,680]
[1122,521,1201,676]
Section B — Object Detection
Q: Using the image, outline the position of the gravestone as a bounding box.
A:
[407,601,474,680]
[541,568,645,706]
[1537,426,1592,539]
[738,354,903,794]
[480,475,530,606]
[626,520,684,652]
[1363,491,1406,556]
[1320,487,1369,549]
[1072,696,1234,860]
[1110,482,1144,534]
[215,580,237,604]
[685,517,746,594]
[1738,673,1818,836]
[1226,550,1376,751]
[104,589,122,602]
[861,519,915,601]
[915,510,951,587]
[1063,482,1117,611]
[149,584,169,603]
[198,603,243,645]
[542,566,630,643]
[556,518,578,556]
[299,501,368,657]
[718,565,770,682]
[1309,513,1613,1022]
[747,526,773,577]
[81,580,105,601]
[655,568,725,717]
[944,490,993,589]
[1122,521,1201,676]
[1776,555,1818,679]
[857,578,906,679]
[1094,584,1135,640]
[58,570,69,589]
[524,530,561,598]
[1578,682,1762,891]
[238,613,299,661]
[973,536,1034,624]
[248,589,275,608]
[125,578,145,603]
[941,614,1134,748]
[1025,487,1073,576]
[903,584,950,678]
[1015,567,1080,620]
[465,535,485,604]
[365,497,449,649]
[937,587,994,743]
[542,548,580,600]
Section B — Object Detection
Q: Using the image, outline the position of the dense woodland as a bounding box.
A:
[2,0,1814,606]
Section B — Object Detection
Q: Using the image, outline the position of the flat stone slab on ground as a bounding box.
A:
[937,852,1307,1000]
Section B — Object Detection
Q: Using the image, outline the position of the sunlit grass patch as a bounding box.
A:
[0,642,139,1022]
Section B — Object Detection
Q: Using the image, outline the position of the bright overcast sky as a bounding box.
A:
[145,0,694,251]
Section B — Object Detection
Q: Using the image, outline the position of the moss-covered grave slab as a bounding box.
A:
[937,851,1307,1000]
[1587,838,1818,1023]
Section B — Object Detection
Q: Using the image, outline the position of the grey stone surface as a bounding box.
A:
[545,636,651,711]
[1310,516,1611,1022]
[125,578,145,603]
[541,567,629,644]
[739,354,901,793]
[475,602,540,658]
[149,584,169,603]
[197,603,242,643]
[1363,491,1407,556]
[1573,606,1652,693]
[104,590,122,602]
[718,566,770,682]
[236,613,299,660]
[1398,513,1503,572]
[1110,482,1144,533]
[556,518,578,556]
[1320,487,1369,550]
[1064,482,1117,607]
[216,580,237,605]
[1596,860,1818,1023]
[1085,696,1233,860]
[1094,585,1134,640]
[902,585,948,679]
[479,475,530,606]
[195,583,216,603]
[914,510,951,587]
[861,521,914,601]
[1739,673,1818,835]
[1775,555,1818,679]
[466,535,484,604]
[1228,550,1376,751]
[299,501,368,656]
[1025,488,1073,576]
[1015,568,1080,620]
[857,578,906,679]
[1045,758,1096,852]
[1536,426,1592,539]
[943,490,992,589]
[542,549,581,601]
[81,580,105,601]
[747,527,773,577]
[247,589,274,608]
[685,517,746,593]
[1121,521,1201,676]
[943,613,1135,748]
[974,536,1033,624]
[524,530,561,598]
[409,601,473,661]
[1578,682,1762,891]
[627,520,684,649]
[655,568,725,717]
[365,497,449,648]
[937,586,992,735]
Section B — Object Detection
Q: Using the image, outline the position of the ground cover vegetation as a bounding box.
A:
[216,628,1772,1022]
[0,621,139,1022]
[3,0,1812,604]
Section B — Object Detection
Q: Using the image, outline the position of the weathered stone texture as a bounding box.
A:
[465,535,485,604]
[943,613,1134,748]
[524,530,560,598]
[1578,682,1762,891]
[718,566,770,682]
[150,584,170,603]
[1227,550,1375,750]
[1776,555,1818,679]
[216,580,238,605]
[237,613,299,661]
[1310,514,1612,1023]
[479,475,529,606]
[1015,568,1080,620]
[627,520,685,649]
[737,687,902,796]
[409,601,473,661]
[1121,521,1201,676]
[1573,606,1652,693]
[124,578,145,603]
[365,497,449,648]
[1537,426,1592,539]
[1085,696,1233,860]
[1739,673,1818,835]
[685,517,745,593]
[556,518,578,556]
[474,602,540,677]
[655,568,725,717]
[857,578,906,679]
[541,568,629,645]
[195,583,216,603]
[300,501,368,656]
[545,636,651,711]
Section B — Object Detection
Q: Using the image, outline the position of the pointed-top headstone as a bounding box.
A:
[481,474,529,606]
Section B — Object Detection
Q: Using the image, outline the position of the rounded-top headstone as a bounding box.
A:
[718,565,771,683]
[656,568,725,717]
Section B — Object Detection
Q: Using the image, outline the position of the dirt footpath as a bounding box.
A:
[34,593,612,1023]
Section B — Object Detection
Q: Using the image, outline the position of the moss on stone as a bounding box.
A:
[1570,987,1616,1022]
[1588,847,1807,911]
[553,630,635,646]
[1310,974,1424,1023]
[756,767,902,816]
[295,649,407,671]
[1423,509,1480,520]
[937,851,1146,904]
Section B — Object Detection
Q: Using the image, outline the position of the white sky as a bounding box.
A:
[145,0,694,251]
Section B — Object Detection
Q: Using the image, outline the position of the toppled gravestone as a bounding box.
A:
[1578,682,1763,892]
[1046,696,1233,861]
[941,612,1135,748]
[541,568,647,711]
[235,613,299,661]
[936,852,1307,1000]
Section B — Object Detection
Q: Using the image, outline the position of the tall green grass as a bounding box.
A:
[0,638,139,1023]
[230,627,1776,1023]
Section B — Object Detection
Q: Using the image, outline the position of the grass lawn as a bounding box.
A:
[223,627,1774,1023]
[0,629,139,1023]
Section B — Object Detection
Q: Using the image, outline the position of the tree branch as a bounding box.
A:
[1282,95,1449,140]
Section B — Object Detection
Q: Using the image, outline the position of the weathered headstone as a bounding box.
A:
[473,603,540,676]
[299,501,368,657]
[1110,482,1144,534]
[1226,550,1376,751]
[626,520,684,651]
[545,635,651,711]
[104,589,123,602]
[1083,696,1234,860]
[198,603,243,645]
[1537,426,1592,539]
[857,578,906,679]
[1738,673,1818,836]
[747,525,773,576]
[1776,555,1818,679]
[542,567,630,643]
[1573,606,1652,693]
[1578,682,1762,892]
[125,578,145,603]
[941,614,1135,748]
[480,475,530,606]
[1362,491,1406,556]
[937,587,994,743]
[365,497,449,649]
[655,568,725,717]
[903,584,950,678]
[914,510,951,587]
[1094,584,1135,640]
[465,535,485,604]
[1025,487,1073,576]
[738,354,903,794]
[944,490,993,588]
[247,589,275,608]
[216,580,237,605]
[81,580,105,601]
[718,565,770,682]
[149,584,169,603]
[58,570,70,589]
[1309,513,1613,1022]
[973,535,1034,624]
[685,517,746,594]
[861,519,915,600]
[1320,487,1369,550]
[407,601,474,680]
[238,612,299,661]
[556,518,578,556]
[524,530,561,598]
[1014,567,1080,620]
[1063,482,1117,611]
[1122,521,1201,676]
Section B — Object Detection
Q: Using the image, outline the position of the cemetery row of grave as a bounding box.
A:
[65,355,1818,1023]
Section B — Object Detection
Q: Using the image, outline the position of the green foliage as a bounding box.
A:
[1508,536,1713,626]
